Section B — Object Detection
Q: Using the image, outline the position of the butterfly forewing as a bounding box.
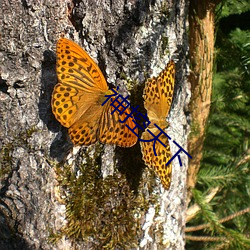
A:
[52,83,79,128]
[143,60,175,120]
[68,120,99,146]
[56,38,108,91]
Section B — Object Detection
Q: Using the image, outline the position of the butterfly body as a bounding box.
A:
[52,38,138,147]
[140,60,175,190]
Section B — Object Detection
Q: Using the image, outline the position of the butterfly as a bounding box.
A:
[51,38,138,147]
[140,60,175,189]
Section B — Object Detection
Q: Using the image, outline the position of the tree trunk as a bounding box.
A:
[0,1,189,249]
[187,0,220,203]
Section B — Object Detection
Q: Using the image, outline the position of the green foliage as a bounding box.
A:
[218,0,250,17]
[192,189,225,233]
[187,1,250,249]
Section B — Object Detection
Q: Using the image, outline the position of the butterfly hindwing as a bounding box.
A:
[68,121,98,146]
[141,129,172,190]
[98,98,138,147]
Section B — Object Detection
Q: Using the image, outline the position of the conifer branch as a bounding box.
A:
[186,187,219,222]
[236,150,250,168]
[185,206,250,232]
[185,235,227,242]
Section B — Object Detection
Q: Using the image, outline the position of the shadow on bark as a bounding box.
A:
[0,211,32,250]
[116,143,145,191]
[39,49,73,161]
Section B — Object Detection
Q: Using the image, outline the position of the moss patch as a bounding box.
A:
[51,153,154,248]
[0,126,38,180]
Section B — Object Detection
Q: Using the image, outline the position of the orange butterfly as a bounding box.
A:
[51,38,138,147]
[140,61,175,189]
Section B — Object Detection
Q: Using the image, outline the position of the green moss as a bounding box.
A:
[159,1,170,17]
[119,72,139,92]
[25,126,38,138]
[0,126,38,178]
[0,144,13,178]
[189,119,201,138]
[51,149,156,248]
[161,35,169,57]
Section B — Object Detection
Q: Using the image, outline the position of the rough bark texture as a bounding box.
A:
[0,0,189,249]
[187,0,219,203]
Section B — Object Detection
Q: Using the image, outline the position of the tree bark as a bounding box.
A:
[0,0,189,249]
[187,0,220,203]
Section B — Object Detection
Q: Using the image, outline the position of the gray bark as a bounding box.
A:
[0,0,189,249]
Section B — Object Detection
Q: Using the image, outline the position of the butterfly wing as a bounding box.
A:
[56,38,108,91]
[140,60,175,189]
[67,100,105,145]
[98,98,138,147]
[66,96,138,147]
[52,38,137,147]
[143,60,175,123]
[52,38,109,129]
[52,83,103,128]
[140,129,172,190]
